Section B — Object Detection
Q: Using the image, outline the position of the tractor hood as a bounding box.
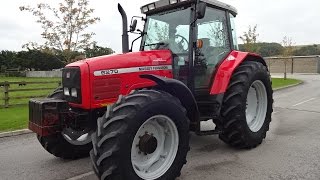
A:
[66,50,173,73]
[65,50,173,109]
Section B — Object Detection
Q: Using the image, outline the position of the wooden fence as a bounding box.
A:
[0,81,61,108]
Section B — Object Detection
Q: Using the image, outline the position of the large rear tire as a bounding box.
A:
[37,90,92,159]
[219,61,273,149]
[90,90,190,180]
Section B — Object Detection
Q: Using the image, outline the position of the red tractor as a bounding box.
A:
[29,0,273,179]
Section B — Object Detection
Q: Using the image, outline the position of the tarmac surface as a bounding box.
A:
[1,74,320,180]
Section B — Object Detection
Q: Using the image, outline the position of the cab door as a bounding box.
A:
[194,7,231,91]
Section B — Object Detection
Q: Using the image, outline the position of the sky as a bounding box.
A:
[0,0,319,53]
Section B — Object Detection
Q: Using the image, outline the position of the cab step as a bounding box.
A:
[195,129,221,136]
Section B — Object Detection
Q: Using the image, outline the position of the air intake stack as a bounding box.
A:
[118,4,129,53]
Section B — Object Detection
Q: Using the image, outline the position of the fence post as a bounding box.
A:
[4,81,9,108]
[317,56,320,74]
[284,58,287,80]
[291,57,294,74]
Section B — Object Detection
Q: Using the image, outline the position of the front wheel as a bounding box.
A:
[219,61,273,149]
[90,90,190,180]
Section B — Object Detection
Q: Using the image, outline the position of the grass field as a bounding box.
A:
[0,77,61,106]
[0,106,28,132]
[0,77,301,132]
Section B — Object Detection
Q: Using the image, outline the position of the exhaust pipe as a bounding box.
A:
[118,4,129,53]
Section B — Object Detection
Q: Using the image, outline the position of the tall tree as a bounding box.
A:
[281,36,294,79]
[281,36,294,57]
[240,25,260,53]
[19,0,100,62]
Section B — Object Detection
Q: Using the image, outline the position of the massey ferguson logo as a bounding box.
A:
[138,66,169,71]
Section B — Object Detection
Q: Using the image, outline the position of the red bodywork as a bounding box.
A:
[65,50,261,110]
[210,50,263,94]
[67,50,173,109]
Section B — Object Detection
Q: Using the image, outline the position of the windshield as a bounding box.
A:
[142,7,191,54]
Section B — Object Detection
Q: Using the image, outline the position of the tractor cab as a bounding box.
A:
[138,0,238,92]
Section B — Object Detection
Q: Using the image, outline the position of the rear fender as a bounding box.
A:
[210,50,267,95]
[140,74,199,123]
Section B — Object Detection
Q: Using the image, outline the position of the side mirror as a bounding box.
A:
[130,19,137,32]
[197,2,206,19]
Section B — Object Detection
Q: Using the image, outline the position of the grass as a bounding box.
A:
[0,77,61,106]
[0,77,61,132]
[0,106,28,132]
[272,78,302,89]
[0,77,301,133]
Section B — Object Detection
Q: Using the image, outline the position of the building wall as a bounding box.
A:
[26,71,62,78]
[265,56,320,73]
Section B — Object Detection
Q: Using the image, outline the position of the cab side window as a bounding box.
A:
[195,8,231,89]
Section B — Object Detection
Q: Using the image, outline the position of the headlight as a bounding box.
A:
[62,67,81,104]
[148,3,156,10]
[169,0,178,4]
[71,88,77,97]
[64,87,70,96]
[142,6,149,13]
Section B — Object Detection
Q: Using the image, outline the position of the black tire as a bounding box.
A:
[36,90,92,159]
[219,61,273,149]
[90,90,190,180]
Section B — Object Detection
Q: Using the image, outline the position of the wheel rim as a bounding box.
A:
[131,115,179,180]
[246,80,268,132]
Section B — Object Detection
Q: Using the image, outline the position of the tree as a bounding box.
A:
[15,50,65,71]
[240,25,260,53]
[0,51,17,71]
[257,43,284,57]
[19,0,100,62]
[293,44,320,56]
[281,36,294,79]
[0,50,65,72]
[282,36,294,56]
[84,45,115,58]
[239,42,284,57]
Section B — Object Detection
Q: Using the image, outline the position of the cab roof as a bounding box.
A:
[141,0,237,17]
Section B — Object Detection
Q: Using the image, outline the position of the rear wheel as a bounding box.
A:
[90,90,190,180]
[37,90,92,159]
[219,61,273,148]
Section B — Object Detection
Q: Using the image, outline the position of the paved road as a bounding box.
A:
[1,74,320,180]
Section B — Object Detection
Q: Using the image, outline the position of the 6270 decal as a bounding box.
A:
[100,69,119,75]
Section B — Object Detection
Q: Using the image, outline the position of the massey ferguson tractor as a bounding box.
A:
[29,0,273,179]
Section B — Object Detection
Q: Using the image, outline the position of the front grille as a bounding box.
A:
[62,67,82,103]
[93,78,121,100]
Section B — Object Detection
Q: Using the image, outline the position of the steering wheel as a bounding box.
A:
[175,35,189,52]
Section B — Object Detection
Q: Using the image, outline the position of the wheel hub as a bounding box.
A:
[139,133,158,155]
[131,115,179,180]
